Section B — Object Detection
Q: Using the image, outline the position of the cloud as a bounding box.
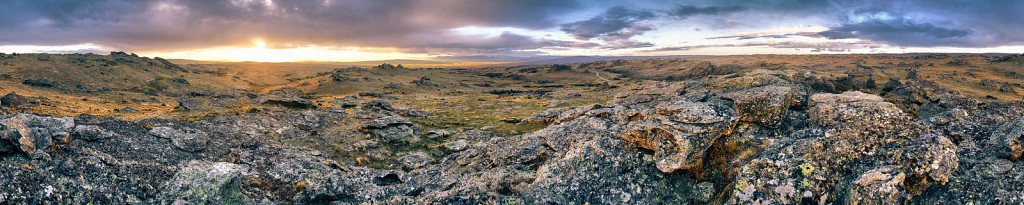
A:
[0,0,583,54]
[647,41,874,53]
[819,18,971,47]
[708,32,823,40]
[558,7,658,49]
[3,0,1024,57]
[559,7,656,40]
[814,0,1024,47]
[667,5,746,19]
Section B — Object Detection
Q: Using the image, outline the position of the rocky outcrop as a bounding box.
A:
[619,97,737,172]
[256,87,315,109]
[158,161,252,204]
[149,126,210,153]
[0,92,31,107]
[73,125,120,141]
[0,114,74,156]
[722,85,797,127]
[728,91,958,204]
[364,116,417,145]
[1,68,1018,204]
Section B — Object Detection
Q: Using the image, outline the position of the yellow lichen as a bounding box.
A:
[294,181,308,192]
[799,163,815,176]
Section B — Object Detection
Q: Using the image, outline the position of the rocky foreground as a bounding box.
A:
[1,69,1023,204]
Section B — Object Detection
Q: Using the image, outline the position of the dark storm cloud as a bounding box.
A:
[0,0,582,52]
[559,7,656,40]
[819,19,971,47]
[813,0,1024,47]
[558,7,658,49]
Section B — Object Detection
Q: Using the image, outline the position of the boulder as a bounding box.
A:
[149,126,210,152]
[363,116,416,144]
[158,161,252,204]
[523,136,695,204]
[256,87,315,109]
[361,100,394,111]
[0,92,30,107]
[620,99,737,173]
[722,85,797,127]
[413,76,439,87]
[177,98,205,111]
[0,113,74,155]
[331,96,360,109]
[992,119,1024,161]
[847,166,906,205]
[425,130,451,140]
[399,152,433,169]
[73,125,120,141]
[444,140,468,152]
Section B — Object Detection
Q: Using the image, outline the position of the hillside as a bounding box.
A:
[0,53,1022,204]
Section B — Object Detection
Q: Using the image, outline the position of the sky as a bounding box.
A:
[0,0,1022,62]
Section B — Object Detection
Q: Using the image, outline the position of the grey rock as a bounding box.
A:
[622,99,737,173]
[257,87,315,109]
[425,130,451,139]
[444,140,468,152]
[991,159,1014,174]
[364,116,417,145]
[399,152,433,169]
[413,76,439,87]
[0,113,74,155]
[30,149,49,160]
[73,125,119,141]
[331,96,360,108]
[361,100,394,111]
[0,92,31,107]
[999,84,1018,94]
[396,109,430,118]
[992,119,1024,161]
[149,126,210,152]
[158,161,252,204]
[729,92,958,204]
[722,85,796,127]
[58,159,77,176]
[178,98,204,111]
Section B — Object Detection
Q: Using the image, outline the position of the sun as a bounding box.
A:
[252,39,267,48]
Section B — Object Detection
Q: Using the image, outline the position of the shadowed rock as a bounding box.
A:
[992,119,1024,161]
[256,87,315,109]
[0,92,31,107]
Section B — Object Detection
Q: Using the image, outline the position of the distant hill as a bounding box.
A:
[0,52,236,95]
[168,56,707,68]
[167,58,445,66]
[508,55,703,66]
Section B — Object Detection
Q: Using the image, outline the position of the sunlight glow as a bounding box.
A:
[253,39,267,48]
[0,43,106,54]
[146,45,432,62]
